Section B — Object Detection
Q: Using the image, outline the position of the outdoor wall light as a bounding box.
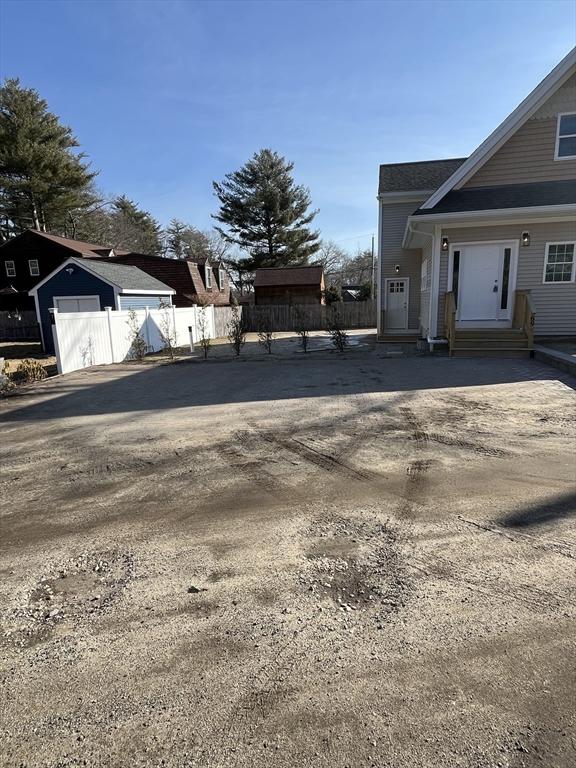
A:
[441,236,449,252]
[522,231,530,246]
[66,267,74,275]
[394,264,400,273]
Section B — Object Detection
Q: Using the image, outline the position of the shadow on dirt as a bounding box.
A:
[497,489,576,528]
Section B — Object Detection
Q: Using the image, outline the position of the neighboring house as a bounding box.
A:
[341,285,367,302]
[29,257,174,353]
[254,266,325,305]
[110,253,231,307]
[378,47,576,354]
[0,229,129,311]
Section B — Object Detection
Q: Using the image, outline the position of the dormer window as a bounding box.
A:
[555,112,576,159]
[205,266,212,289]
[219,267,226,291]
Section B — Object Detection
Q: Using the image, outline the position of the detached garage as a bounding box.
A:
[29,257,174,352]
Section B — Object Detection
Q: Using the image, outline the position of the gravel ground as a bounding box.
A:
[0,349,575,768]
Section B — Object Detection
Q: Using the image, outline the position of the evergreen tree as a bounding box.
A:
[212,149,320,272]
[73,196,164,255]
[0,78,97,239]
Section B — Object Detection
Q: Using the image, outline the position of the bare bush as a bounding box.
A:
[327,310,348,353]
[158,301,177,359]
[257,312,275,354]
[9,359,47,384]
[197,306,211,359]
[294,308,311,353]
[126,309,148,361]
[228,305,247,357]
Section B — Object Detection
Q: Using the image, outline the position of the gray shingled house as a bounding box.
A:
[377,47,576,355]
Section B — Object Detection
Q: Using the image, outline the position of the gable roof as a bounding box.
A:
[254,266,324,287]
[379,158,466,195]
[421,47,576,210]
[110,253,207,299]
[0,229,132,258]
[29,257,174,295]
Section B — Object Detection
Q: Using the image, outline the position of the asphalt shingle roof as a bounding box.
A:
[80,259,173,292]
[378,158,467,195]
[412,179,576,215]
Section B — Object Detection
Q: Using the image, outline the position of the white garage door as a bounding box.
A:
[55,296,101,313]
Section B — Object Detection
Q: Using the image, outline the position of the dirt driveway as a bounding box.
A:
[1,351,575,768]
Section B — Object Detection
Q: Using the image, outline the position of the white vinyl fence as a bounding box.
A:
[52,305,216,375]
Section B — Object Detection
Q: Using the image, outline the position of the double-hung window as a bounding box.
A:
[219,267,226,291]
[555,113,576,159]
[5,260,16,277]
[29,259,40,276]
[205,266,212,289]
[543,242,575,283]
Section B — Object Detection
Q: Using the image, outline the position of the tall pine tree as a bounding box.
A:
[212,149,319,272]
[0,78,97,240]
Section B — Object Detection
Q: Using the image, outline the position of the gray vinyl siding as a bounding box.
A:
[463,74,576,188]
[419,240,432,336]
[438,221,576,337]
[379,200,424,332]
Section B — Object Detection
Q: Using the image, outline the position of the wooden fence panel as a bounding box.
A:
[240,301,376,332]
[0,311,40,341]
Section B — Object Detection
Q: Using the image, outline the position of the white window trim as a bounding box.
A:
[52,295,102,312]
[29,259,40,276]
[383,277,410,331]
[554,111,576,161]
[219,268,226,291]
[542,241,576,284]
[5,260,16,277]
[205,267,212,289]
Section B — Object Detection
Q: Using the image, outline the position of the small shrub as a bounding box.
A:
[126,309,148,361]
[158,300,177,359]
[322,285,342,306]
[294,308,311,353]
[197,306,211,359]
[257,312,274,354]
[327,309,348,352]
[10,359,47,384]
[228,306,247,357]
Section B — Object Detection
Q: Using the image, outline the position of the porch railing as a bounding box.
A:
[444,291,456,356]
[513,290,535,348]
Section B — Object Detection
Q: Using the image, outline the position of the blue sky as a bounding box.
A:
[1,0,574,251]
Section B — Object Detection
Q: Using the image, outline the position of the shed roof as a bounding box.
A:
[378,158,467,194]
[412,179,576,215]
[254,266,324,287]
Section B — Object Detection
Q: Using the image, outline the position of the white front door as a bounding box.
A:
[386,279,408,330]
[454,242,517,325]
[55,296,101,313]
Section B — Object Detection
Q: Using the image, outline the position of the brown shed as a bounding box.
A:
[254,266,325,305]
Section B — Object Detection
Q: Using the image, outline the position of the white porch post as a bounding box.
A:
[376,199,383,337]
[428,224,442,338]
[50,308,63,375]
[105,306,115,363]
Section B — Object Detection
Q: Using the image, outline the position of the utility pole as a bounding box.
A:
[371,234,375,300]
